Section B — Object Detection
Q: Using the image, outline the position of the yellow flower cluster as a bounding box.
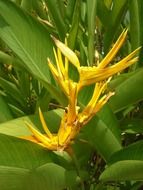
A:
[23,30,140,151]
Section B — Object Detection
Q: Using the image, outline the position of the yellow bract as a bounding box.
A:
[23,30,140,151]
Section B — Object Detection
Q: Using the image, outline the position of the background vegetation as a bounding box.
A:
[0,0,143,189]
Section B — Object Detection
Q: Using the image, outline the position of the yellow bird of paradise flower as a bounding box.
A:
[22,29,140,151]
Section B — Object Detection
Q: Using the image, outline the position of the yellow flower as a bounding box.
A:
[53,29,140,88]
[22,30,140,151]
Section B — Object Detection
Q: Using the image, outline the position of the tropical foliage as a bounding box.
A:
[0,0,143,189]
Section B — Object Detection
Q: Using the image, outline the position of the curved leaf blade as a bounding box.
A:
[0,109,63,137]
[100,160,143,181]
[100,141,143,181]
[80,115,122,161]
[0,0,66,103]
[0,133,77,189]
[0,0,53,82]
[109,69,143,112]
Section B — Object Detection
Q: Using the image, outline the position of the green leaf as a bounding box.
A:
[0,0,65,104]
[0,0,53,82]
[100,140,143,181]
[97,1,110,28]
[80,115,122,162]
[108,71,137,90]
[100,160,143,181]
[35,89,51,112]
[78,82,122,162]
[67,0,81,49]
[21,0,33,11]
[0,51,13,65]
[66,0,76,22]
[129,0,140,51]
[0,134,54,168]
[129,0,140,70]
[97,104,121,143]
[16,70,31,100]
[0,109,63,137]
[103,0,128,53]
[0,133,69,190]
[138,0,143,66]
[0,77,24,106]
[108,140,143,165]
[87,0,97,65]
[44,0,67,40]
[109,69,143,112]
[0,95,13,122]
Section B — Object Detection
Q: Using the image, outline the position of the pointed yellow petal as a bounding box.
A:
[58,125,72,147]
[25,121,50,142]
[38,108,53,139]
[65,56,69,79]
[48,58,70,97]
[79,47,140,86]
[47,58,59,79]
[20,135,47,148]
[52,36,80,68]
[67,82,78,124]
[64,38,69,77]
[57,116,74,147]
[99,29,128,69]
[53,48,63,79]
[110,47,140,69]
[81,82,106,117]
[57,115,69,145]
[80,91,115,125]
[57,48,68,79]
[25,121,55,150]
[94,57,138,82]
[20,135,40,143]
[60,80,70,96]
[92,92,115,114]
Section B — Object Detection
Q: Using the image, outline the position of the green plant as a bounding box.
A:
[0,0,143,189]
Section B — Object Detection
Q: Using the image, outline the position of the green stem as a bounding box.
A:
[70,149,85,190]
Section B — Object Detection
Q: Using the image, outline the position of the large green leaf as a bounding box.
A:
[97,105,121,143]
[0,0,65,104]
[0,133,77,190]
[108,140,143,165]
[0,0,53,81]
[109,69,143,112]
[0,163,77,190]
[100,141,143,181]
[80,114,122,162]
[0,109,63,137]
[0,108,78,189]
[100,160,143,181]
[0,109,81,190]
